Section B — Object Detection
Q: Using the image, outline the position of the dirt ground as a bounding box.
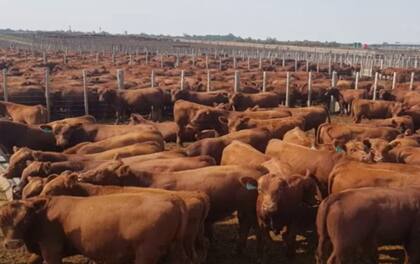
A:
[0,216,405,264]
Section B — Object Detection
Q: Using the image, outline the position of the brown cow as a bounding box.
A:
[98,87,164,123]
[63,131,164,154]
[220,141,270,168]
[323,88,367,115]
[316,187,420,264]
[41,122,157,148]
[241,169,320,261]
[265,140,360,196]
[184,128,271,164]
[228,116,305,139]
[283,127,313,148]
[0,194,189,263]
[173,100,228,145]
[78,163,266,253]
[316,122,400,146]
[0,120,58,154]
[0,101,47,125]
[328,160,420,194]
[45,115,96,127]
[229,92,281,111]
[361,115,414,132]
[24,175,211,264]
[129,113,179,142]
[351,99,403,123]
[172,89,228,106]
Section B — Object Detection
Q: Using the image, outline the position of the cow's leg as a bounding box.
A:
[282,225,297,258]
[236,209,254,255]
[256,227,270,264]
[176,126,184,146]
[27,254,43,264]
[134,244,161,264]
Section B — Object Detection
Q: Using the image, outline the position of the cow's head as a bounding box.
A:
[229,93,243,110]
[97,87,117,103]
[22,175,58,199]
[41,173,81,197]
[367,138,395,162]
[340,140,373,163]
[227,117,252,132]
[390,102,403,117]
[0,198,47,250]
[190,109,228,134]
[42,123,83,148]
[7,147,35,179]
[240,170,321,229]
[171,89,188,102]
[77,160,139,186]
[13,161,52,199]
[129,113,148,125]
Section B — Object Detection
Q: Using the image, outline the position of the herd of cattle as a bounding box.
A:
[2,50,420,263]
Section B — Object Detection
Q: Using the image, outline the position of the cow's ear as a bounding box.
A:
[42,162,52,173]
[26,160,33,166]
[117,165,131,177]
[13,146,20,153]
[112,153,122,160]
[65,174,78,187]
[239,177,258,191]
[29,198,47,213]
[218,116,228,125]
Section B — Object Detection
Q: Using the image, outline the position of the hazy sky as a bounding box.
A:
[1,0,419,44]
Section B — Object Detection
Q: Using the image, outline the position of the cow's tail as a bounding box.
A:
[315,122,329,147]
[315,197,332,264]
[167,198,189,264]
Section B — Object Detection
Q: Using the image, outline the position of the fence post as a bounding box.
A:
[129,54,133,65]
[43,52,47,64]
[180,70,185,90]
[219,57,222,71]
[262,71,267,92]
[234,70,240,93]
[282,54,285,67]
[294,59,298,72]
[328,56,332,76]
[392,72,397,90]
[145,51,149,65]
[2,69,8,102]
[306,60,309,72]
[330,71,337,112]
[247,57,251,70]
[44,68,51,122]
[151,70,155,88]
[355,72,359,90]
[233,57,237,69]
[307,71,312,107]
[160,55,164,68]
[259,57,262,70]
[373,72,378,100]
[82,70,89,115]
[206,55,209,69]
[112,52,116,65]
[117,69,124,90]
[207,70,211,92]
[285,72,290,107]
[63,53,67,64]
[410,72,415,91]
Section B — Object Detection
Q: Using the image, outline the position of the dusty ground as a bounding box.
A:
[0,216,405,264]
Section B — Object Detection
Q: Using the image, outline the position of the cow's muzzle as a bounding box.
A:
[4,239,24,250]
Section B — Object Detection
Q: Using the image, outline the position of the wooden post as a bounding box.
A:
[328,56,332,76]
[219,57,222,71]
[410,72,415,90]
[206,55,209,69]
[151,70,155,88]
[207,70,211,92]
[285,72,290,107]
[373,72,379,100]
[234,70,240,93]
[392,72,397,90]
[82,70,89,115]
[355,72,359,90]
[330,71,337,112]
[294,59,298,72]
[180,70,185,90]
[259,57,262,70]
[43,52,47,64]
[44,68,51,122]
[160,55,164,68]
[247,57,251,70]
[307,71,312,107]
[233,57,237,69]
[2,69,8,102]
[415,58,418,68]
[192,54,195,66]
[112,52,116,65]
[282,54,285,67]
[262,71,267,92]
[117,69,124,90]
[306,60,309,72]
[145,52,149,65]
